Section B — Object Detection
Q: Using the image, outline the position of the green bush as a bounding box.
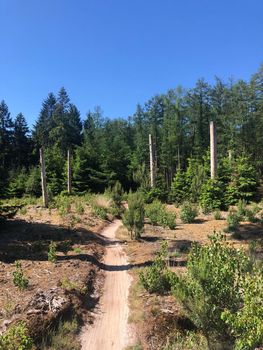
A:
[213,209,222,220]
[122,192,144,240]
[92,206,108,220]
[170,168,188,204]
[48,241,57,263]
[226,210,240,232]
[180,202,198,223]
[171,233,255,349]
[12,261,29,290]
[145,200,176,229]
[237,199,247,218]
[0,322,33,350]
[140,241,174,294]
[199,179,225,212]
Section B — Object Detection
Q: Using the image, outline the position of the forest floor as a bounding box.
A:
[116,207,263,350]
[0,202,108,349]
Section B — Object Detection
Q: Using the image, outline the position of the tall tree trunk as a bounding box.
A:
[40,147,48,208]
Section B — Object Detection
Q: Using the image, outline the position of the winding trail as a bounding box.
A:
[81,220,132,350]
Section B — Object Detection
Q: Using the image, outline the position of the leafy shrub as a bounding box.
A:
[145,200,163,225]
[25,166,41,197]
[75,201,84,215]
[0,322,33,350]
[159,210,177,230]
[140,241,174,294]
[111,180,123,208]
[145,200,177,229]
[48,241,57,263]
[199,179,225,212]
[122,192,144,240]
[12,261,29,290]
[226,210,240,232]
[92,206,107,220]
[180,202,198,223]
[213,209,222,220]
[171,233,254,349]
[237,199,247,218]
[221,269,263,350]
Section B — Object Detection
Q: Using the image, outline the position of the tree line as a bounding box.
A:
[0,65,262,206]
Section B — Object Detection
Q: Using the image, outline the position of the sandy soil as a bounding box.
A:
[81,220,133,350]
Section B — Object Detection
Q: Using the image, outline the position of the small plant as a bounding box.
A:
[92,206,108,220]
[213,209,222,220]
[12,261,29,290]
[225,209,240,232]
[237,199,247,219]
[122,192,144,240]
[0,322,33,350]
[180,202,198,223]
[159,210,177,229]
[140,241,175,294]
[145,200,176,229]
[73,247,82,254]
[57,240,72,255]
[19,206,27,215]
[75,201,84,215]
[48,241,57,263]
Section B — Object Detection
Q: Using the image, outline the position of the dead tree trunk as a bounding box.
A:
[67,149,72,195]
[40,147,48,207]
[210,121,217,179]
[149,134,156,187]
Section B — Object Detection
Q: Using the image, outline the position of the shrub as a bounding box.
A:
[92,206,108,220]
[213,209,222,220]
[111,180,123,208]
[75,201,84,215]
[171,233,254,349]
[140,241,174,294]
[226,210,240,232]
[145,200,176,229]
[12,261,29,290]
[237,199,247,219]
[0,322,33,350]
[180,202,198,223]
[199,179,225,212]
[122,192,144,240]
[145,200,163,225]
[48,241,57,263]
[221,269,263,350]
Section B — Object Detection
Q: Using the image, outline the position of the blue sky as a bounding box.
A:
[0,0,262,126]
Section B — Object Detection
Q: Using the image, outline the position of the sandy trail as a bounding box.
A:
[81,220,132,350]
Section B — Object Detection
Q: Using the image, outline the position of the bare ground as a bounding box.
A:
[81,220,133,350]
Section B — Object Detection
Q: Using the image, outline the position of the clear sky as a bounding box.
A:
[0,0,262,126]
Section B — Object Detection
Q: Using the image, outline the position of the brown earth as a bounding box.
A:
[0,204,107,345]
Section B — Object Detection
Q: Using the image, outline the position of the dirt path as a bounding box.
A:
[81,220,132,350]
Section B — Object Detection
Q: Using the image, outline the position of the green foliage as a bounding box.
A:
[170,168,188,204]
[225,157,257,205]
[92,205,108,220]
[145,200,176,229]
[0,322,33,350]
[213,209,222,220]
[12,261,29,290]
[122,192,145,240]
[140,241,174,294]
[199,179,225,212]
[221,270,263,350]
[48,241,57,263]
[180,202,198,223]
[171,233,253,348]
[226,210,240,232]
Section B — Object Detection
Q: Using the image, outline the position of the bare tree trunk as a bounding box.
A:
[40,147,48,208]
[149,134,156,187]
[210,121,217,179]
[67,149,72,195]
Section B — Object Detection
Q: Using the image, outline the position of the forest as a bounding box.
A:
[0,64,262,209]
